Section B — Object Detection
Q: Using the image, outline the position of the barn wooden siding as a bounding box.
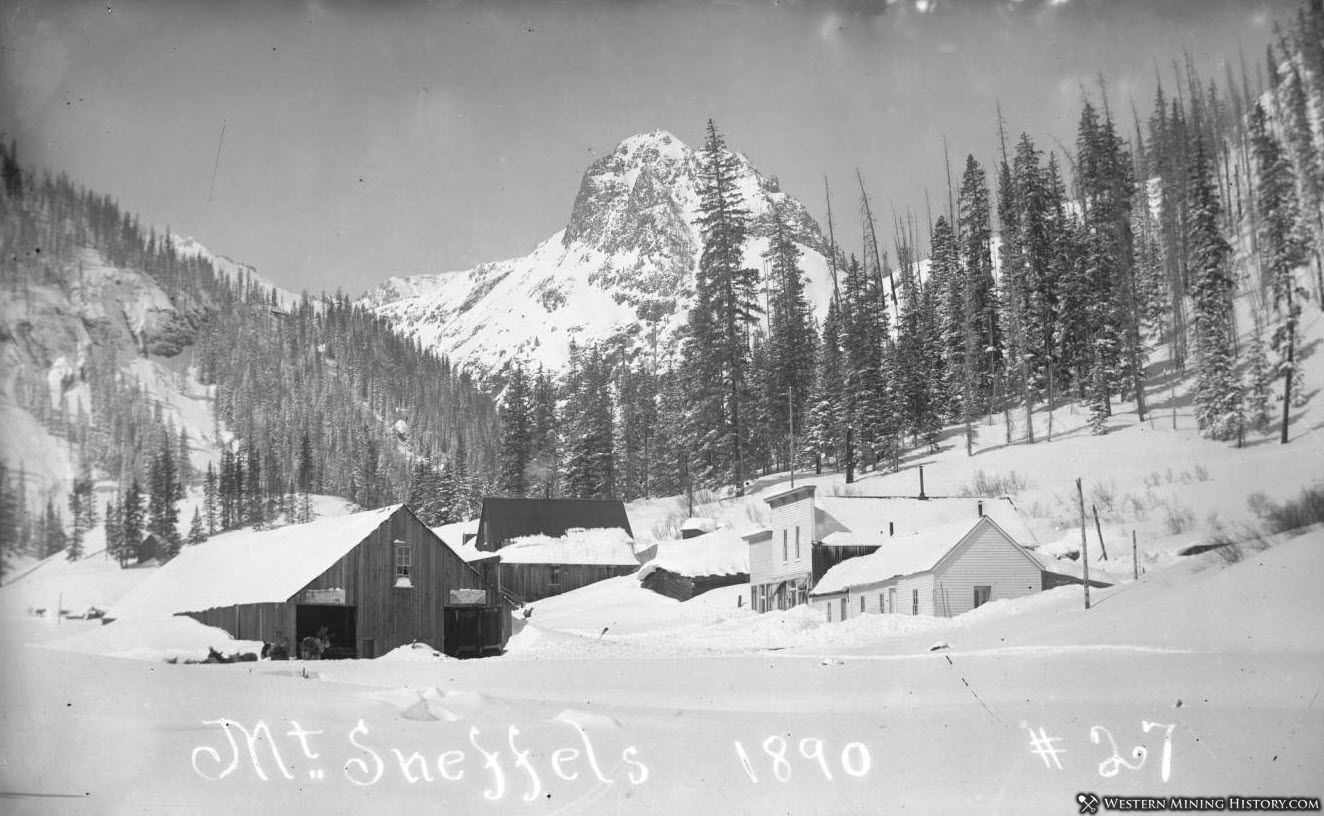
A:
[500,562,639,604]
[184,506,502,656]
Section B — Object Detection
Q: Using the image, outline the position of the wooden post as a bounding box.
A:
[1092,504,1109,560]
[1077,478,1091,610]
[1132,530,1138,580]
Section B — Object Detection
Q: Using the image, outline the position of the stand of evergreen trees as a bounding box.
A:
[0,141,499,576]
[491,2,1323,503]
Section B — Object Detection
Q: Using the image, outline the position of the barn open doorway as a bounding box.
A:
[443,608,503,658]
[295,604,357,659]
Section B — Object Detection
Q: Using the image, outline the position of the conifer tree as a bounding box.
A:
[1244,331,1274,434]
[121,479,143,566]
[685,119,761,489]
[148,437,181,559]
[1251,102,1310,444]
[1188,135,1242,441]
[958,155,1000,415]
[805,299,845,471]
[187,507,206,546]
[763,201,816,462]
[497,363,533,496]
[203,462,218,534]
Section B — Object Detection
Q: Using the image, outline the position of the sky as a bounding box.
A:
[0,0,1296,295]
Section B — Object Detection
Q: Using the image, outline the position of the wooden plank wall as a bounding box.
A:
[185,507,508,657]
[500,562,638,604]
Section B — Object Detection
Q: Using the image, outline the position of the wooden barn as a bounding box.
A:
[809,516,1044,621]
[496,527,641,604]
[475,497,634,552]
[638,527,749,601]
[111,504,511,658]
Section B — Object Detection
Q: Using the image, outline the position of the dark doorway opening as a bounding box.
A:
[296,604,357,659]
[443,607,503,658]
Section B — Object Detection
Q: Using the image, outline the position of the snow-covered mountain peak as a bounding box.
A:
[361,130,836,377]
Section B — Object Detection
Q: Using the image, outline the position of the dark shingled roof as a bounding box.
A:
[475,498,634,552]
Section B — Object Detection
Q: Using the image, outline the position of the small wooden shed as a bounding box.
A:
[112,504,511,658]
[638,527,749,601]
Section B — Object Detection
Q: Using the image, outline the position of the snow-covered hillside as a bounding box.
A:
[359,130,837,375]
[0,246,225,511]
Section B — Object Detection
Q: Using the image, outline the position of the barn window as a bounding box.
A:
[911,589,919,615]
[550,565,562,591]
[394,541,413,589]
[974,585,992,608]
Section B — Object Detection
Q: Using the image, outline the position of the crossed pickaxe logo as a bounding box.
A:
[1077,792,1101,814]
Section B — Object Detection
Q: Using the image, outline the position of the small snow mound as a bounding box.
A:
[551,709,621,730]
[41,615,263,662]
[377,641,449,662]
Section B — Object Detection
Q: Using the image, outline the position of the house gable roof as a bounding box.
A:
[477,498,633,550]
[812,516,1033,596]
[813,495,1039,548]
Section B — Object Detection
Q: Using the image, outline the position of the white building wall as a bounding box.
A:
[933,524,1041,616]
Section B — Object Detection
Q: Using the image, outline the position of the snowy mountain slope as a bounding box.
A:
[360,130,837,374]
[0,247,226,510]
[169,234,309,312]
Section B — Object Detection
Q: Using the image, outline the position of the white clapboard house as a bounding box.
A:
[744,484,1042,615]
[808,515,1044,621]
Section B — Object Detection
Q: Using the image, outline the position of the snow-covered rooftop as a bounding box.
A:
[111,505,402,618]
[680,517,719,534]
[812,517,992,596]
[430,519,480,551]
[815,496,1039,548]
[498,527,638,566]
[637,528,749,582]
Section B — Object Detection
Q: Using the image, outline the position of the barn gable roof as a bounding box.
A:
[111,505,404,618]
[476,498,633,550]
[812,516,1034,596]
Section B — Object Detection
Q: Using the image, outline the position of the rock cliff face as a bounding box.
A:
[360,130,835,376]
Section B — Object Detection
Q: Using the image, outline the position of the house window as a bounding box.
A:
[889,588,896,613]
[840,598,848,620]
[974,585,992,608]
[911,589,919,615]
[782,530,788,561]
[878,593,884,611]
[550,565,562,592]
[859,595,866,613]
[795,527,801,559]
[826,602,832,622]
[394,542,412,588]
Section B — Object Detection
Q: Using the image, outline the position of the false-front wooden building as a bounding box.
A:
[112,504,510,658]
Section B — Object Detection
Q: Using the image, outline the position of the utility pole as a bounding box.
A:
[1077,478,1091,610]
[788,386,795,489]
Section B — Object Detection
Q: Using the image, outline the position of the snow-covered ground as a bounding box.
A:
[1,528,1318,814]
